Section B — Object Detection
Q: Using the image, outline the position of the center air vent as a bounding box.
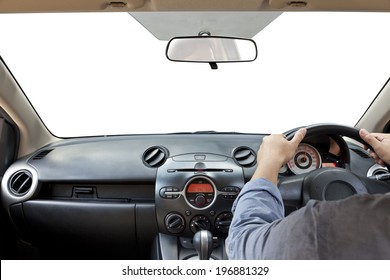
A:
[9,170,33,196]
[143,146,169,168]
[233,147,256,167]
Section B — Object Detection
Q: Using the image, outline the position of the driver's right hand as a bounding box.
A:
[359,129,390,166]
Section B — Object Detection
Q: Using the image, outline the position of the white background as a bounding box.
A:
[1,12,390,137]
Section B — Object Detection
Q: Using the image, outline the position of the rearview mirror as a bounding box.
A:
[166,36,258,63]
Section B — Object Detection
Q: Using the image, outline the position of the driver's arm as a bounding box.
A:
[226,128,390,260]
[225,129,306,259]
[225,178,285,259]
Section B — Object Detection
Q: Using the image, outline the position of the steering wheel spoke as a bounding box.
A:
[278,174,305,208]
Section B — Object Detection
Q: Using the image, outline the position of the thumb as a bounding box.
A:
[290,128,307,146]
[359,129,380,149]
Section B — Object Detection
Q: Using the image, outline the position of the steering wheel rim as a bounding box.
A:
[278,123,389,209]
[285,123,371,149]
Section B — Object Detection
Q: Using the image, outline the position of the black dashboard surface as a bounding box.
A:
[27,134,261,182]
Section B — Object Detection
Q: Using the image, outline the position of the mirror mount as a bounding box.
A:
[200,32,219,69]
[209,62,218,70]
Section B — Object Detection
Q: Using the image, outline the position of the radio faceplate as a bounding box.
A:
[184,176,216,209]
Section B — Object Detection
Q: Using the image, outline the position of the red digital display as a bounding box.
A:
[187,183,213,193]
[322,162,337,168]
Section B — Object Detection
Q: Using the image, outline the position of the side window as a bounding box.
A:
[0,109,18,176]
[383,120,390,134]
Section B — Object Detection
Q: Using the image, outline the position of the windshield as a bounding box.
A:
[0,12,389,137]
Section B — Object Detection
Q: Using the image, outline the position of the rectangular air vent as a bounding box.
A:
[31,149,54,160]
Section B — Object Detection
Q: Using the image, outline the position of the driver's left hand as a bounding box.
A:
[252,128,306,184]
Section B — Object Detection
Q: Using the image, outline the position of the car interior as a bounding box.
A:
[1,0,390,260]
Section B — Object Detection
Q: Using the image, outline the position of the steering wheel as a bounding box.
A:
[278,124,390,208]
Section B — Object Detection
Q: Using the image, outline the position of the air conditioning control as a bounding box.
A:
[190,215,210,233]
[165,213,185,234]
[215,212,233,234]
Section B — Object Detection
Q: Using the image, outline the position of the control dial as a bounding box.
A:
[165,213,185,234]
[215,212,233,234]
[194,194,206,207]
[190,215,211,233]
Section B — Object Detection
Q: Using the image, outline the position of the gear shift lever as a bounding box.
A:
[193,230,213,260]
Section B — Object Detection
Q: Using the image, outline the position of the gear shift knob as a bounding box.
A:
[193,230,213,260]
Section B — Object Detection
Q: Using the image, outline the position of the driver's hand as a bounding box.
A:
[258,128,307,167]
[252,128,306,184]
[359,129,390,166]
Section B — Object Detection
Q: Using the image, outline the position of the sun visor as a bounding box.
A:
[129,12,282,40]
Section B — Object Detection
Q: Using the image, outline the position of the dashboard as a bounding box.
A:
[0,132,386,259]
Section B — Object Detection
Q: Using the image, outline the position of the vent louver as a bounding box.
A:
[233,147,256,167]
[367,163,389,178]
[32,149,54,160]
[143,146,169,168]
[9,170,33,196]
[372,168,389,176]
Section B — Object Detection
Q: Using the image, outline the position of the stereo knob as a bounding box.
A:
[194,195,206,207]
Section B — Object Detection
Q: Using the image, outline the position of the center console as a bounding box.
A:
[154,153,245,259]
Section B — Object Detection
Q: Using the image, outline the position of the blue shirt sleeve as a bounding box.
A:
[226,179,390,260]
[225,178,285,259]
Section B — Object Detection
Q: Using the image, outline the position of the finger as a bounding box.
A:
[359,129,381,150]
[370,152,379,161]
[290,128,307,146]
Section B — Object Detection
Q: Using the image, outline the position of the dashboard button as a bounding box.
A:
[194,155,206,161]
[159,188,166,198]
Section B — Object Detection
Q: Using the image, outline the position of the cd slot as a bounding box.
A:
[167,168,233,173]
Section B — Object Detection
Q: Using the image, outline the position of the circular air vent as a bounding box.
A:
[8,170,33,196]
[233,146,256,167]
[142,146,169,168]
[367,164,389,177]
